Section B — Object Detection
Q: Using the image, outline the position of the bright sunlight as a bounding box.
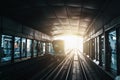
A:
[53,35,83,53]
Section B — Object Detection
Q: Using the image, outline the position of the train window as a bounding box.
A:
[21,38,26,58]
[27,39,32,58]
[1,35,13,62]
[33,40,37,57]
[14,37,21,59]
[108,30,117,70]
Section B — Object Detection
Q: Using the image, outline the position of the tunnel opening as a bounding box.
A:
[53,35,83,54]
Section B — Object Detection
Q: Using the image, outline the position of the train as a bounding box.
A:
[52,40,65,54]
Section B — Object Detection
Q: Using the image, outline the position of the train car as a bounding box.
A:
[52,40,65,54]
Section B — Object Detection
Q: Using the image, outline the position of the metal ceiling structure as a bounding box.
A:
[1,0,108,36]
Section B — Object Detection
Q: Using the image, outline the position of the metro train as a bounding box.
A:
[52,40,65,54]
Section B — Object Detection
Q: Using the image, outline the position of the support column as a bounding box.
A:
[93,39,95,60]
[89,40,91,58]
[105,32,111,71]
[36,41,39,57]
[11,36,14,63]
[25,39,27,57]
[0,17,2,63]
[117,28,120,75]
[31,40,33,58]
[95,38,97,61]
[87,42,89,56]
[91,39,95,60]
[99,35,102,66]
[0,35,1,63]
[83,42,85,54]
[45,42,49,54]
[20,38,22,59]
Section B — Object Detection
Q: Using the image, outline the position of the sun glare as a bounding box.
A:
[53,35,83,53]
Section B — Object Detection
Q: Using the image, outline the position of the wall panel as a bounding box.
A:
[35,30,42,40]
[2,17,22,35]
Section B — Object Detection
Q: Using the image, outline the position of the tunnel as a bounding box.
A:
[0,0,120,80]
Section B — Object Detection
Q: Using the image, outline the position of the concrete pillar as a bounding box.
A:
[99,35,102,66]
[105,32,111,71]
[31,40,33,58]
[11,36,14,63]
[20,38,22,59]
[117,28,120,75]
[45,42,48,54]
[0,35,2,63]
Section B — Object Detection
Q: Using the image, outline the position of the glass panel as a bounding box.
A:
[21,38,26,58]
[37,41,41,56]
[33,40,37,57]
[14,37,21,59]
[1,35,12,62]
[27,39,32,58]
[100,35,105,66]
[49,43,54,54]
[108,30,117,70]
[40,42,45,54]
[96,37,99,61]
[43,43,45,54]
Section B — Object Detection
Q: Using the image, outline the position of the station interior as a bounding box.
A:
[0,0,120,80]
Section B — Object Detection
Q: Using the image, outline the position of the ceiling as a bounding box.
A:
[1,0,107,36]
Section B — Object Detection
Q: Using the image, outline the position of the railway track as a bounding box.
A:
[34,51,74,80]
[0,49,113,80]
